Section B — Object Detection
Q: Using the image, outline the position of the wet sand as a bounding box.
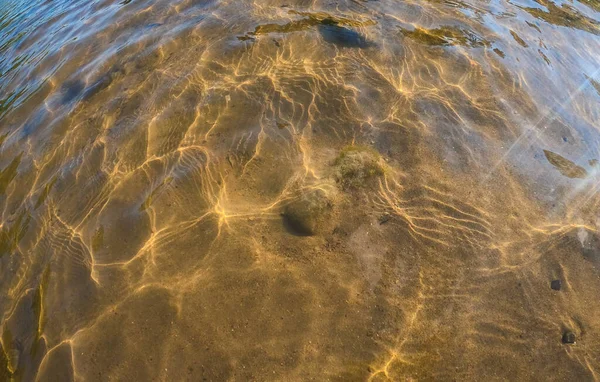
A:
[1,0,600,380]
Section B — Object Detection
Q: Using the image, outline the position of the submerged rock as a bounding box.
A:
[333,145,385,189]
[318,18,372,48]
[550,279,562,291]
[282,188,333,236]
[60,80,84,104]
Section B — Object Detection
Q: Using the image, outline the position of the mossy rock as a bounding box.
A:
[282,188,333,236]
[333,145,385,188]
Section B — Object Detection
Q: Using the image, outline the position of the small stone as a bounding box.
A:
[282,189,333,236]
[551,279,562,291]
[378,213,392,224]
[562,331,576,344]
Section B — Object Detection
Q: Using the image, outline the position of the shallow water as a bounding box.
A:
[0,0,599,379]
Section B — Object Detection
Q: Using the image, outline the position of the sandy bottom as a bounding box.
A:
[1,0,600,379]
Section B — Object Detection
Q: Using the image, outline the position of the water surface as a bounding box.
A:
[1,0,600,379]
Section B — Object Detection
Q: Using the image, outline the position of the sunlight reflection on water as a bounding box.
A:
[0,0,600,379]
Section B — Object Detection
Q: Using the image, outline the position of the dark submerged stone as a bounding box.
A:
[60,80,84,104]
[562,331,576,344]
[318,18,371,48]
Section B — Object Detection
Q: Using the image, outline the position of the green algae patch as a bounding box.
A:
[238,10,376,43]
[334,145,386,188]
[522,1,600,36]
[0,342,11,381]
[91,225,105,252]
[0,153,22,195]
[401,26,489,47]
[0,209,31,258]
[35,177,57,209]
[543,150,588,179]
[1,328,17,376]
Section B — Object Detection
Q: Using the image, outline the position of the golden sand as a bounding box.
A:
[0,0,599,379]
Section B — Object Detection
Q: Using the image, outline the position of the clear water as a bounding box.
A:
[0,0,599,379]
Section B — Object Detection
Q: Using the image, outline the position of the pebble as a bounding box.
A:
[562,331,576,344]
[378,212,392,224]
